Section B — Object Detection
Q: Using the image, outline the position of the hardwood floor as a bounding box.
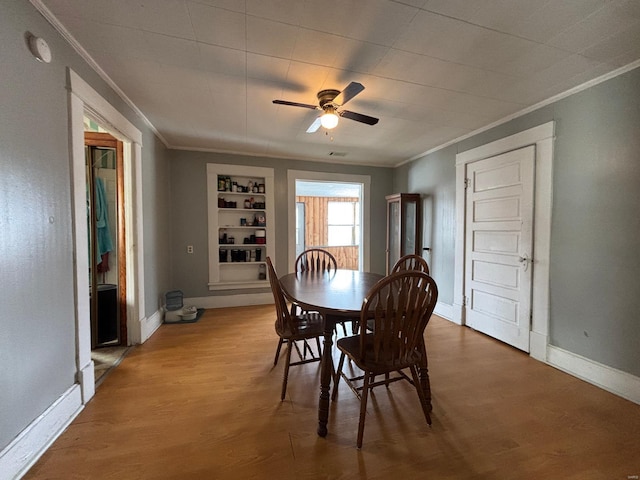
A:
[25,305,640,479]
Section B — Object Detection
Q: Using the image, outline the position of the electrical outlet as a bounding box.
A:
[187,245,194,254]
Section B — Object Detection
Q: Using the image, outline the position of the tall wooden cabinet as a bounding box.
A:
[207,164,275,290]
[385,193,421,274]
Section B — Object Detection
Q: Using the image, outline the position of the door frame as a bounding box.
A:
[85,133,127,347]
[295,202,306,259]
[454,122,554,361]
[68,69,144,404]
[287,171,371,273]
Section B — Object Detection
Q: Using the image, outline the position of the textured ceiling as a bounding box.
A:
[37,0,640,166]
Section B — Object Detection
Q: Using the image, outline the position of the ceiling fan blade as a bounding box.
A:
[339,110,379,126]
[306,117,322,133]
[273,99,319,110]
[332,82,364,106]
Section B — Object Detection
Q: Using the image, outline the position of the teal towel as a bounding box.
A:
[94,177,114,257]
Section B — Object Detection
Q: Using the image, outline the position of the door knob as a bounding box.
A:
[518,254,532,272]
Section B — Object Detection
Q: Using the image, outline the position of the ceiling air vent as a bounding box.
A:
[328,151,347,157]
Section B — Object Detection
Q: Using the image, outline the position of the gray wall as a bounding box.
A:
[0,1,171,451]
[142,135,172,315]
[394,145,457,305]
[395,66,640,377]
[168,150,394,298]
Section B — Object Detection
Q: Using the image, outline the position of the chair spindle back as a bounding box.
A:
[360,271,438,366]
[266,257,296,334]
[295,248,337,273]
[391,254,430,275]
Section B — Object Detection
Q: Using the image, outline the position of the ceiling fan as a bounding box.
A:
[273,82,379,133]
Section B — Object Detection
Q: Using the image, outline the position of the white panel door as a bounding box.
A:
[464,146,535,351]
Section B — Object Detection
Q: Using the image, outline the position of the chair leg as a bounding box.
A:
[315,336,322,358]
[410,365,432,425]
[281,340,293,401]
[357,372,371,449]
[331,352,346,401]
[274,338,284,366]
[418,341,433,412]
[292,338,305,360]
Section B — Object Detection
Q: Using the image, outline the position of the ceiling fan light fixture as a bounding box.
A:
[320,111,339,129]
[273,82,378,133]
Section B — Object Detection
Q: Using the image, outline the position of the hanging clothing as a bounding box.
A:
[94,177,113,271]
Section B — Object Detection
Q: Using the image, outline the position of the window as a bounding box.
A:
[328,201,360,246]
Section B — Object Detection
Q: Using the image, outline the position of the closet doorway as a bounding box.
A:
[85,132,127,349]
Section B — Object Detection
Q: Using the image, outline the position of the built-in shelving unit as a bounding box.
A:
[207,164,275,290]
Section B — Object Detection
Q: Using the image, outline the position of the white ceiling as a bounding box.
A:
[38,0,640,167]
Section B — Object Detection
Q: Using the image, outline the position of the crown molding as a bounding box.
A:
[398,59,640,167]
[29,0,169,148]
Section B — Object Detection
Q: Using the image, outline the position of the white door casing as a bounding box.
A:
[69,69,145,402]
[295,202,305,258]
[287,170,371,273]
[454,122,554,361]
[464,146,535,352]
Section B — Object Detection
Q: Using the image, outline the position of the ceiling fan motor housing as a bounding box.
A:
[317,89,340,108]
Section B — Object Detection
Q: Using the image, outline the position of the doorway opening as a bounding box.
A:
[295,180,363,270]
[287,170,371,273]
[85,126,127,383]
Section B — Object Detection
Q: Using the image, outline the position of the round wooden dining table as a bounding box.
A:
[279,269,384,437]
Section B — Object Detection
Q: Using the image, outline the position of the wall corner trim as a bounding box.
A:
[529,331,548,361]
[78,360,96,404]
[0,385,83,480]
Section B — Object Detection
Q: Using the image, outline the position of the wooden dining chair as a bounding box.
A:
[292,248,353,337]
[354,254,430,338]
[331,270,438,448]
[363,253,431,385]
[391,253,430,275]
[295,248,337,273]
[273,248,336,365]
[266,257,325,401]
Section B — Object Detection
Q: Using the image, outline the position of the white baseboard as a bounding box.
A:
[547,345,640,405]
[451,302,464,325]
[140,309,163,343]
[0,385,83,480]
[185,293,273,309]
[433,302,454,322]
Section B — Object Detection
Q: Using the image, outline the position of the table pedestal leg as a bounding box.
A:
[318,319,334,437]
